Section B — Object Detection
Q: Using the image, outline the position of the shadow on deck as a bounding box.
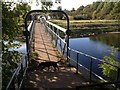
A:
[25,66,89,90]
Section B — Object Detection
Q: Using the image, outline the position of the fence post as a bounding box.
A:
[76,53,79,74]
[90,58,93,84]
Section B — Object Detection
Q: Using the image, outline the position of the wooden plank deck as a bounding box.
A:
[34,22,59,62]
[25,22,88,90]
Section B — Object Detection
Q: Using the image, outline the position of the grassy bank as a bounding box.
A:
[49,20,120,37]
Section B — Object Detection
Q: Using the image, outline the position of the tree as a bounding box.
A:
[2,3,20,41]
[41,1,53,10]
[77,6,84,12]
[92,10,97,19]
[99,2,115,19]
[71,8,75,12]
[2,3,30,89]
[56,6,64,19]
[13,3,31,22]
[109,1,120,19]
[96,1,104,13]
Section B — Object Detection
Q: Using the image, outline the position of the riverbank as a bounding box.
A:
[49,20,120,38]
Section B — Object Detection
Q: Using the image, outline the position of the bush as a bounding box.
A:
[73,15,84,20]
[99,48,120,81]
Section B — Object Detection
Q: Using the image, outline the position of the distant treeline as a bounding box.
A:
[64,1,120,20]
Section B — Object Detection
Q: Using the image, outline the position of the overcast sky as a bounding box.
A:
[31,0,99,10]
[52,0,99,10]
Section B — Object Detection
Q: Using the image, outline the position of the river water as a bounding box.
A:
[69,33,120,77]
[9,41,26,54]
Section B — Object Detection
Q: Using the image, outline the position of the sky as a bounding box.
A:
[52,0,99,10]
[31,0,99,10]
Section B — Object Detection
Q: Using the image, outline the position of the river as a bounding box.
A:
[69,33,120,77]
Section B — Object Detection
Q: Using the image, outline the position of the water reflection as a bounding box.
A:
[70,33,120,61]
[90,33,120,51]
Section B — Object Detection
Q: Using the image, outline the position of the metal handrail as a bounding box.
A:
[45,21,67,56]
[44,20,120,86]
[27,21,34,32]
[6,64,21,90]
[46,21,66,33]
[68,56,107,82]
[69,47,120,68]
[46,20,120,68]
[46,22,66,43]
[5,55,28,90]
[45,21,107,81]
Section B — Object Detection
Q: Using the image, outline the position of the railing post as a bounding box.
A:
[115,67,120,89]
[90,58,93,84]
[62,42,66,56]
[21,63,23,77]
[60,39,62,53]
[20,64,25,89]
[68,49,71,66]
[52,25,55,41]
[51,25,54,41]
[23,31,30,62]
[17,74,21,89]
[66,31,71,63]
[55,35,58,47]
[76,53,79,74]
[25,56,28,79]
[66,35,69,63]
[116,67,120,81]
[55,28,59,47]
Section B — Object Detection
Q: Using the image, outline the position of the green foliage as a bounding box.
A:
[2,3,20,41]
[65,1,120,20]
[99,2,114,19]
[56,6,64,20]
[41,1,53,10]
[2,2,30,89]
[13,3,31,23]
[99,48,120,81]
[2,50,22,89]
[31,52,38,60]
[109,1,120,19]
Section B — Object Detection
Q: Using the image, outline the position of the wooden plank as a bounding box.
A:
[34,22,59,62]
